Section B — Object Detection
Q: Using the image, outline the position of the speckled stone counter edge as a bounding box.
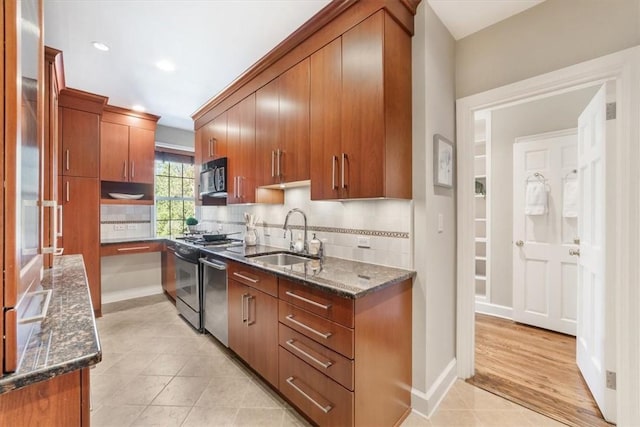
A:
[0,255,102,395]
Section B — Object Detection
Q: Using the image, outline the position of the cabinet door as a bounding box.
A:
[247,289,278,386]
[227,94,256,204]
[310,38,342,200]
[60,176,100,312]
[341,11,385,199]
[280,58,310,183]
[100,121,129,182]
[211,112,228,159]
[60,108,100,178]
[255,79,280,186]
[228,279,249,361]
[128,126,155,184]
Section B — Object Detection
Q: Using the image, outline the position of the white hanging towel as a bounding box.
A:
[525,180,548,215]
[563,178,578,218]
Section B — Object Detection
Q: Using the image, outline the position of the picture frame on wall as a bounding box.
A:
[433,134,454,188]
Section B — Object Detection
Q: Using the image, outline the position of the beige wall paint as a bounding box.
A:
[488,87,598,308]
[412,1,457,411]
[456,0,640,98]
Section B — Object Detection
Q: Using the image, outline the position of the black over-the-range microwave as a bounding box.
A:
[200,157,227,198]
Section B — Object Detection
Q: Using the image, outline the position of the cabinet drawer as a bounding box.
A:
[279,347,353,427]
[279,279,354,328]
[279,323,354,391]
[100,241,163,257]
[228,261,278,297]
[279,301,354,359]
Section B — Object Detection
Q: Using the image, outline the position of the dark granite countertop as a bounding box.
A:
[203,244,415,299]
[0,255,101,394]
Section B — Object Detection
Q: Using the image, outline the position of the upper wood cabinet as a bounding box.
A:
[256,59,310,186]
[59,108,100,178]
[311,10,412,200]
[199,112,227,164]
[100,106,159,185]
[227,94,256,204]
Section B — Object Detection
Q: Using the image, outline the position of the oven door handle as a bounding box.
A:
[174,251,198,264]
[199,258,227,270]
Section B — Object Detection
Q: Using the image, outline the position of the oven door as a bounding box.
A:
[174,252,201,331]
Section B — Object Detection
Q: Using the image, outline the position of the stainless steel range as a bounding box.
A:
[173,242,202,331]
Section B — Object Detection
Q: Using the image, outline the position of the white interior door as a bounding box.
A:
[513,130,578,336]
[576,84,615,422]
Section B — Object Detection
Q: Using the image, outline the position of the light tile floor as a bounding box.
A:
[92,295,565,427]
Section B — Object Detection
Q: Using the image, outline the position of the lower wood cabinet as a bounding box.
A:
[228,277,278,386]
[0,368,90,426]
[161,244,176,302]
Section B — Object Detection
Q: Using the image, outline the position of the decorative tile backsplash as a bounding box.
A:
[100,205,154,240]
[199,186,413,269]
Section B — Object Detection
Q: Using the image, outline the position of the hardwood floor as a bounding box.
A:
[468,313,612,427]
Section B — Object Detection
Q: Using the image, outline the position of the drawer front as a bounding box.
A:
[279,301,354,359]
[279,323,354,391]
[279,279,354,327]
[100,241,163,256]
[279,347,353,427]
[228,261,278,297]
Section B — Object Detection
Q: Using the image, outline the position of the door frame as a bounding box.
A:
[455,46,640,424]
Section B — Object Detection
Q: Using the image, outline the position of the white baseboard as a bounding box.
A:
[411,358,457,418]
[102,285,163,304]
[475,300,513,319]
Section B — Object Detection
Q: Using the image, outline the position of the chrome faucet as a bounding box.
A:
[283,208,308,253]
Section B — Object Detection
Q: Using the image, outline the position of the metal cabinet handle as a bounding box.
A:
[65,181,70,202]
[117,246,150,252]
[276,149,281,178]
[56,205,63,238]
[123,160,127,179]
[65,149,70,171]
[331,155,337,190]
[17,290,53,324]
[569,248,581,257]
[515,240,524,247]
[241,294,249,323]
[233,272,259,283]
[199,258,227,270]
[341,153,347,189]
[41,200,60,255]
[285,314,332,339]
[209,138,213,157]
[285,376,333,413]
[285,339,333,369]
[131,160,135,179]
[285,291,331,310]
[271,150,275,178]
[247,295,256,325]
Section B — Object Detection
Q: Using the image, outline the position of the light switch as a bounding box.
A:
[438,214,444,233]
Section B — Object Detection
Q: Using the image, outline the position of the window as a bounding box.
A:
[155,151,195,237]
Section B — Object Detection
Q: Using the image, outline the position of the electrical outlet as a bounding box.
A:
[114,224,125,231]
[357,236,371,248]
[127,224,137,230]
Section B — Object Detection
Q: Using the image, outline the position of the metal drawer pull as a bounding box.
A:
[285,291,331,310]
[233,272,259,283]
[286,376,333,414]
[117,246,150,252]
[286,339,332,369]
[285,314,332,339]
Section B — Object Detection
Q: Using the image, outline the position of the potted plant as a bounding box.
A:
[185,217,198,233]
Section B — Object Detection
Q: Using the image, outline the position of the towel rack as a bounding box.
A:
[526,172,546,183]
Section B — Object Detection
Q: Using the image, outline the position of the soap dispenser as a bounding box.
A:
[293,233,304,252]
[309,233,321,256]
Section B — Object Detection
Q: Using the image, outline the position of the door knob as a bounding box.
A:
[569,248,581,257]
[515,240,524,247]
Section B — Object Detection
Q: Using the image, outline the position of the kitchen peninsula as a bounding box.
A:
[0,255,101,425]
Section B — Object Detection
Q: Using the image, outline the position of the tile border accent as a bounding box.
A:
[200,220,410,239]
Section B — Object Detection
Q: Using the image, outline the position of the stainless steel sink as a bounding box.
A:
[249,252,313,266]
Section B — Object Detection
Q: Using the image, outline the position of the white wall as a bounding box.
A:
[456,0,640,98]
[155,124,195,150]
[487,87,599,309]
[411,2,457,416]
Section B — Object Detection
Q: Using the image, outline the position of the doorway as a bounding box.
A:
[456,47,640,425]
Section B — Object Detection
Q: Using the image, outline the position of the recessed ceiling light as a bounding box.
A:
[92,41,110,52]
[156,60,175,72]
[131,105,146,112]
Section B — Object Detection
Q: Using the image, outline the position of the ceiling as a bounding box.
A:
[44,0,545,132]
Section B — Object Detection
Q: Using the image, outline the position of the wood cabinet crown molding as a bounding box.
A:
[102,104,160,123]
[44,46,65,92]
[191,0,420,129]
[58,88,108,115]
